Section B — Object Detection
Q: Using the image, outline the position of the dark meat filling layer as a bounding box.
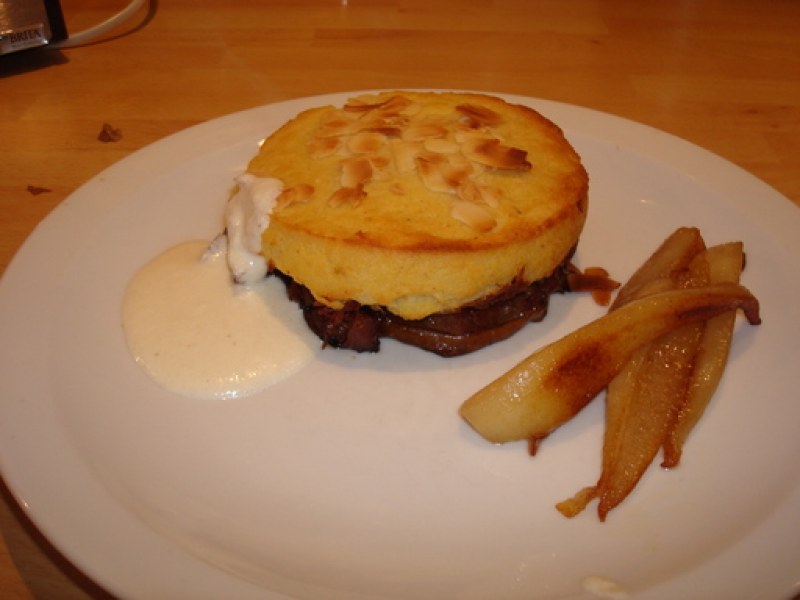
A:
[277,254,573,357]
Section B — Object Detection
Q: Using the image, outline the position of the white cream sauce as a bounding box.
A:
[122,239,319,400]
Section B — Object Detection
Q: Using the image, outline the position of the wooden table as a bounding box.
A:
[2,1,798,597]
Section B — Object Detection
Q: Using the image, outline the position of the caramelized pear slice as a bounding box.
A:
[459,283,760,445]
[593,322,705,520]
[610,227,705,310]
[560,241,750,519]
[560,244,710,519]
[662,242,745,468]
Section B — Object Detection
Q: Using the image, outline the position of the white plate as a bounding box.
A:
[1,92,799,600]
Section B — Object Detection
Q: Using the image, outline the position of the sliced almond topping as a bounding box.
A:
[276,184,315,209]
[374,94,417,116]
[423,137,460,154]
[457,180,501,208]
[402,122,448,142]
[447,152,473,171]
[342,97,380,112]
[397,100,422,117]
[456,103,503,126]
[443,154,474,187]
[458,117,483,131]
[328,185,366,208]
[389,139,422,173]
[450,199,496,232]
[317,112,360,137]
[347,131,387,154]
[416,152,473,194]
[307,96,531,223]
[453,126,495,144]
[415,153,449,193]
[360,125,403,138]
[359,109,410,130]
[367,149,393,181]
[343,94,415,116]
[308,136,343,159]
[340,157,373,188]
[461,137,532,171]
[478,185,502,208]
[456,178,482,204]
[369,153,391,169]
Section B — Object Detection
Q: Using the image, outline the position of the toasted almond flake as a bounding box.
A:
[454,126,495,143]
[317,113,360,137]
[367,150,393,181]
[389,139,422,173]
[360,125,403,138]
[478,185,502,208]
[403,122,449,142]
[342,97,379,112]
[343,94,415,116]
[461,117,484,130]
[340,157,373,188]
[308,136,343,159]
[347,131,387,154]
[397,101,422,117]
[276,183,315,209]
[457,179,483,204]
[447,152,473,170]
[416,152,473,194]
[424,137,460,154]
[369,153,391,169]
[457,180,501,208]
[344,93,420,116]
[375,95,416,116]
[461,137,531,170]
[416,152,454,193]
[359,109,410,130]
[328,185,366,207]
[456,103,503,126]
[442,156,474,187]
[451,199,496,231]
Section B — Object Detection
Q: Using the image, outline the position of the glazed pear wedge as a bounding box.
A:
[581,321,705,520]
[557,241,750,520]
[610,226,706,310]
[661,242,745,468]
[572,244,714,519]
[459,283,761,445]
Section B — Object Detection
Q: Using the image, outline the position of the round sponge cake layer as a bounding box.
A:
[250,91,588,320]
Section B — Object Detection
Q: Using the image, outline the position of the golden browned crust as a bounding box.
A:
[250,91,588,320]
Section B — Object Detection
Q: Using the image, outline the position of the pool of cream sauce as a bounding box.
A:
[122,240,319,400]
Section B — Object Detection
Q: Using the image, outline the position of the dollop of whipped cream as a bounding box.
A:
[224,173,284,284]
